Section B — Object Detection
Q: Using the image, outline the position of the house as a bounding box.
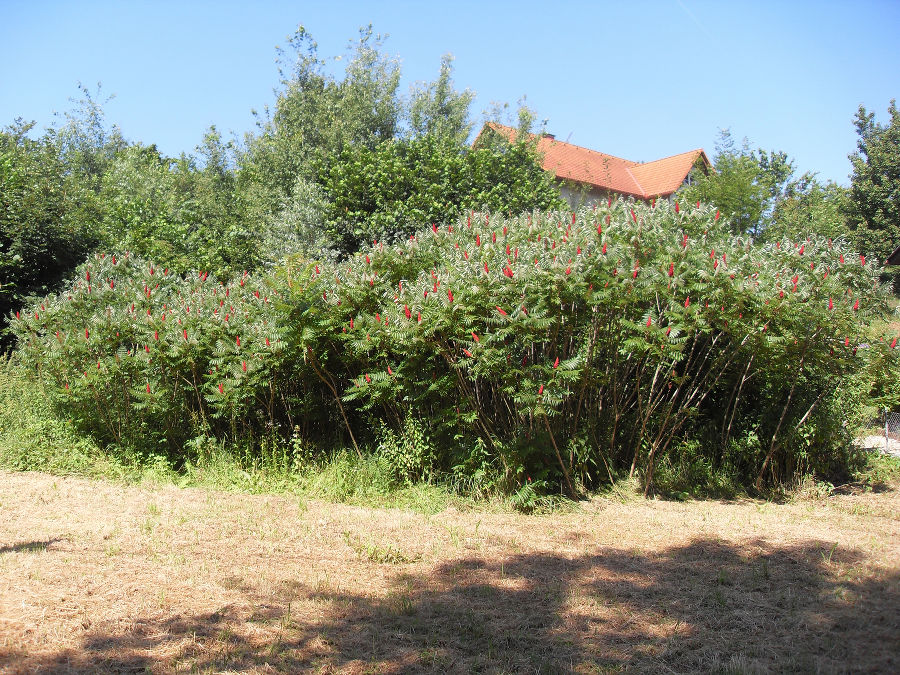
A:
[475,122,711,208]
[887,244,900,266]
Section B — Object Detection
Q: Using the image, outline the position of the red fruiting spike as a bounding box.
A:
[315,265,320,275]
[828,298,834,310]
[522,306,528,315]
[514,247,519,259]
[183,329,188,341]
[675,201,680,213]
[608,197,612,208]
[646,316,652,327]
[476,234,481,247]
[715,210,720,220]
[110,280,114,289]
[365,255,370,264]
[147,383,151,394]
[860,255,866,265]
[417,312,421,323]
[669,263,674,277]
[387,365,393,376]
[780,290,785,298]
[553,356,560,369]
[433,283,438,293]
[496,306,508,316]
[464,251,469,260]
[154,330,159,340]
[463,349,473,358]
[696,200,700,208]
[572,212,576,224]
[577,246,581,255]
[145,345,150,353]
[484,262,489,274]
[891,337,897,349]
[384,317,389,326]
[506,244,511,256]
[85,329,89,339]
[606,214,611,224]
[472,332,480,342]
[242,361,247,372]
[219,383,224,394]
[492,232,496,243]
[839,253,845,264]
[684,297,690,308]
[404,305,411,319]
[845,337,850,347]
[265,337,270,347]
[236,336,241,347]
[323,291,327,300]
[713,260,719,270]
[255,290,260,298]
[565,266,571,275]
[665,326,671,336]
[853,299,859,311]
[15,311,19,320]
[365,373,371,383]
[792,275,799,285]
[448,289,453,303]
[538,384,544,395]
[777,242,781,249]
[632,267,638,279]
[710,249,715,259]
[799,245,804,255]
[602,242,607,255]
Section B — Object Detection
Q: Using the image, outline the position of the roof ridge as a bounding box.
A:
[623,165,648,199]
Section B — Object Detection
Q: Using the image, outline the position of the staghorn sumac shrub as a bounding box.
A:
[9,252,316,458]
[294,200,898,494]
[10,202,899,493]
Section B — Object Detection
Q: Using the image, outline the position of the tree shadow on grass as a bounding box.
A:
[0,538,61,555]
[4,537,898,673]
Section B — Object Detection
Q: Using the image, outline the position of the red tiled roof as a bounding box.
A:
[479,123,709,199]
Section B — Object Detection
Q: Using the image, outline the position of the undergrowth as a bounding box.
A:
[3,356,896,511]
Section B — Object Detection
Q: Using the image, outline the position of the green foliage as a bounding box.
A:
[293,202,896,494]
[12,203,898,495]
[848,100,900,277]
[9,252,311,458]
[682,130,800,237]
[315,133,564,253]
[766,179,850,244]
[377,414,436,485]
[407,53,474,144]
[0,355,104,475]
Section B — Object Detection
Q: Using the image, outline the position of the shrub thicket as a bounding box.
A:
[11,200,899,494]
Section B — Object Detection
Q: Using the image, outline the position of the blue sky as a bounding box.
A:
[2,1,898,185]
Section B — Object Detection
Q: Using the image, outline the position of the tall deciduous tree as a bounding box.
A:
[848,100,900,271]
[681,130,797,237]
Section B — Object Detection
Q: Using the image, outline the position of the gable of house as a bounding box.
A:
[477,122,710,201]
[887,244,900,266]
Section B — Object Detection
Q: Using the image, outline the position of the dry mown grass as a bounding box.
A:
[0,471,898,674]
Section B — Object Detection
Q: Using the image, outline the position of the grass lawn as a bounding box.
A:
[0,469,898,673]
